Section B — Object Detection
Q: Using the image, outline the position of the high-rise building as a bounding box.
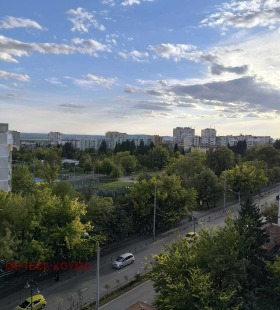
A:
[173,127,195,147]
[105,131,127,148]
[48,131,63,145]
[0,123,13,192]
[10,130,20,149]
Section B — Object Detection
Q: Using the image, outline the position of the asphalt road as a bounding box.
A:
[1,188,279,310]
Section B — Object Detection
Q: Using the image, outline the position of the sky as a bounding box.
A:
[0,0,280,138]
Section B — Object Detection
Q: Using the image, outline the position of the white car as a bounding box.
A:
[112,253,135,269]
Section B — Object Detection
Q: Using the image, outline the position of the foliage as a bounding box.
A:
[127,174,196,233]
[243,145,280,168]
[99,140,108,155]
[38,162,60,183]
[192,168,223,209]
[0,188,93,262]
[166,150,207,186]
[146,145,171,170]
[51,181,77,200]
[113,151,138,174]
[151,219,247,310]
[273,139,280,150]
[229,141,247,156]
[207,146,235,176]
[12,164,35,194]
[222,163,268,197]
[85,195,133,243]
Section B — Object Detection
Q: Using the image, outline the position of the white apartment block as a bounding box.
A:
[80,138,102,151]
[105,131,128,149]
[131,135,152,147]
[173,127,195,148]
[0,123,13,192]
[201,128,216,138]
[48,131,63,145]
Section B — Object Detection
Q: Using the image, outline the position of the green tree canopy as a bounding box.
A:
[222,163,268,197]
[207,146,235,176]
[12,164,35,194]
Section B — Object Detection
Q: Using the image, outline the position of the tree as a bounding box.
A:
[207,146,235,176]
[229,140,247,156]
[147,145,170,170]
[0,188,93,262]
[127,174,196,232]
[99,158,115,175]
[113,151,138,174]
[234,198,269,306]
[38,162,60,184]
[110,164,123,179]
[12,164,35,194]
[223,163,268,197]
[166,150,207,187]
[273,139,280,150]
[51,181,77,200]
[192,168,223,209]
[151,219,247,310]
[99,140,108,155]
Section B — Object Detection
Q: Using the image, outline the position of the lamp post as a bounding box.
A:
[229,188,241,209]
[85,232,100,310]
[153,183,157,243]
[24,278,40,310]
[223,171,227,212]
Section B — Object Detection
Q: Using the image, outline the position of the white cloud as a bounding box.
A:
[149,43,206,62]
[201,0,280,31]
[121,0,141,6]
[121,0,154,6]
[0,35,111,63]
[67,7,106,33]
[45,77,66,87]
[118,49,149,62]
[71,74,117,88]
[0,16,45,30]
[0,70,30,82]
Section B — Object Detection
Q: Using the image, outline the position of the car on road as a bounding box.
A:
[112,252,135,269]
[15,294,46,309]
[185,232,198,243]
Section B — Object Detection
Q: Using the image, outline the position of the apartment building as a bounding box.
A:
[10,130,20,149]
[0,123,13,192]
[173,127,195,148]
[80,138,102,151]
[48,131,63,145]
[105,131,128,149]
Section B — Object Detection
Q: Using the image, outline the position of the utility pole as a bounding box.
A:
[277,186,280,226]
[153,183,157,242]
[223,171,227,212]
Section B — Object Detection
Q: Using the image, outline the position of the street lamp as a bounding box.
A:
[153,183,157,243]
[84,232,100,310]
[229,188,241,209]
[24,278,40,310]
[223,171,227,213]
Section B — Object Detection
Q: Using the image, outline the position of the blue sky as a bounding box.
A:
[1,0,280,138]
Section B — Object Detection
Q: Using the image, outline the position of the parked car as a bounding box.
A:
[15,294,46,309]
[112,253,135,269]
[185,232,198,243]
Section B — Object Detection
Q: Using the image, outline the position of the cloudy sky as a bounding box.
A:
[1,0,280,138]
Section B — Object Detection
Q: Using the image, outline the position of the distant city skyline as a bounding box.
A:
[1,1,280,138]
